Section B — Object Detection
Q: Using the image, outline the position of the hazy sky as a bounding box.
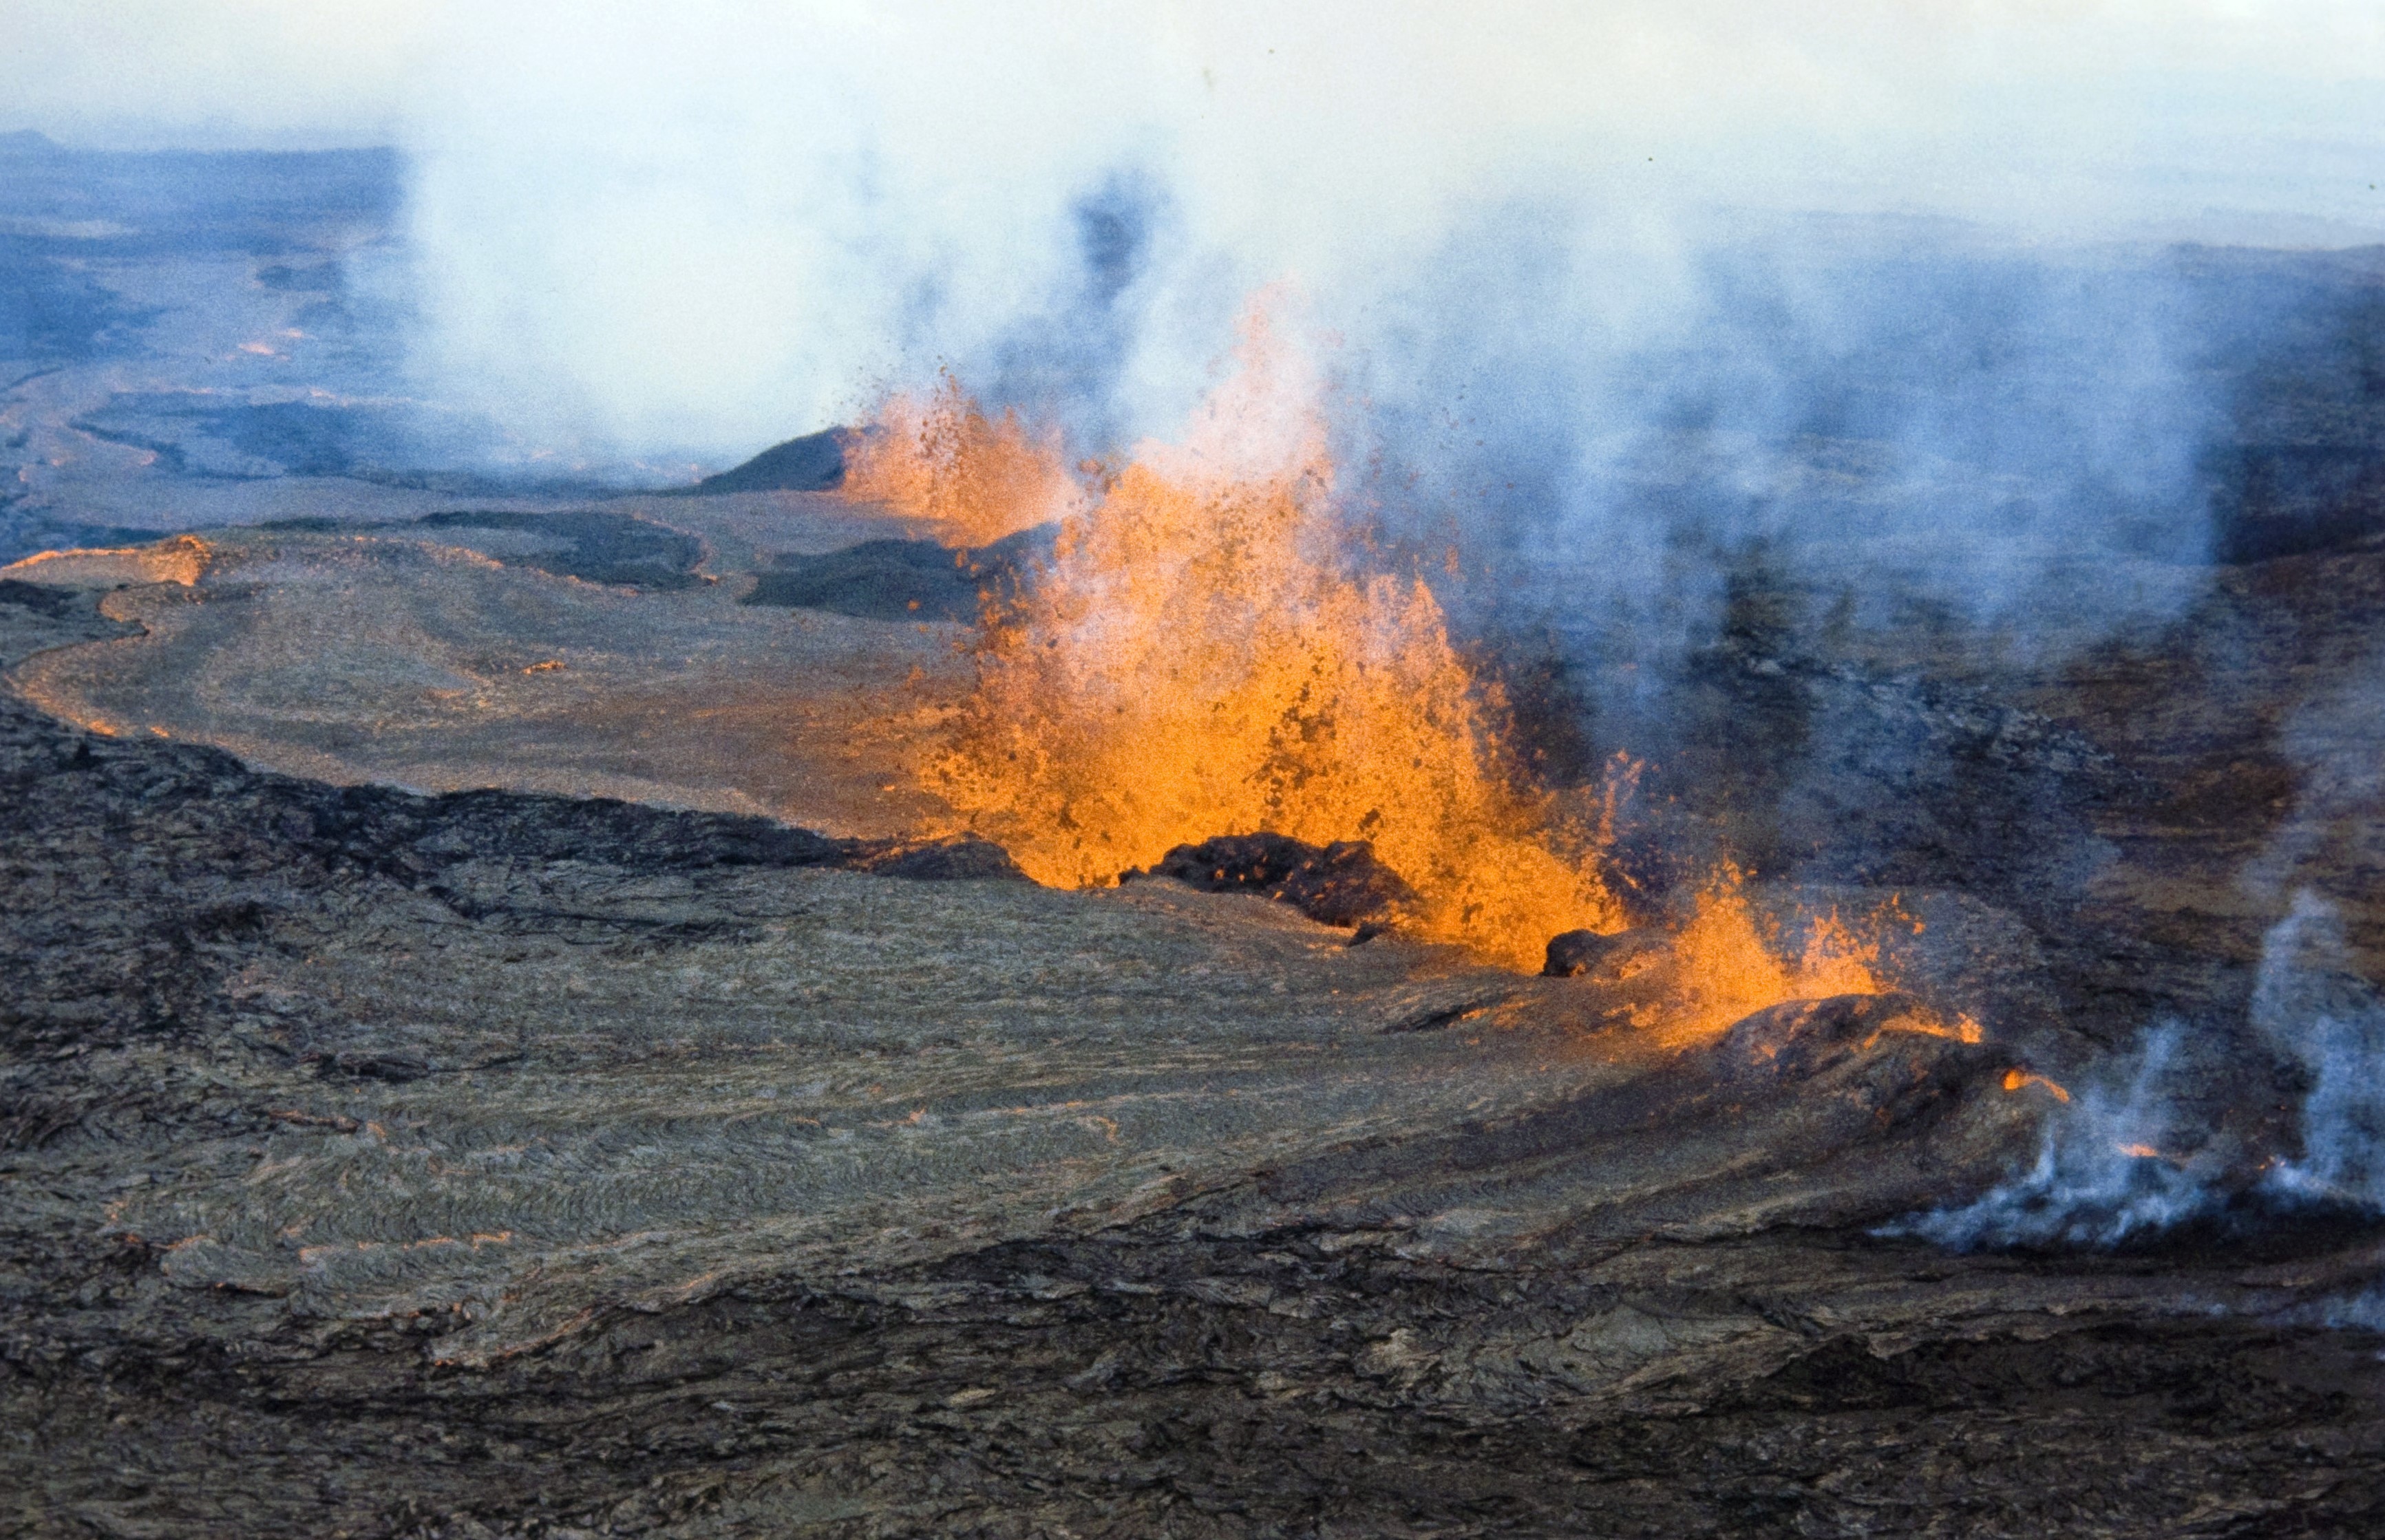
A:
[13,1,2383,240]
[10,1,2384,456]
[11,2,2383,197]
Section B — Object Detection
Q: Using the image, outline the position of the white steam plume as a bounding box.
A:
[391,1,2385,464]
[1894,890,2385,1252]
[2256,895,2385,1205]
[1889,1024,2224,1250]
[1898,623,2385,1254]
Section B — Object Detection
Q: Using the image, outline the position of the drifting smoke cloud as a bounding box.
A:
[1348,223,2233,637]
[391,2,2385,467]
[2257,892,2385,1206]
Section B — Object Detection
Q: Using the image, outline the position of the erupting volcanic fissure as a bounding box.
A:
[848,310,1891,994]
[1655,869,1902,1042]
[840,375,1083,546]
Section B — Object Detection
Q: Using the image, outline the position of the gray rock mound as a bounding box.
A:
[681,427,849,495]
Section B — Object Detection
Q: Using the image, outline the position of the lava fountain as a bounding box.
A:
[851,308,1891,996]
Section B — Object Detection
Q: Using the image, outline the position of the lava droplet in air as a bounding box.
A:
[840,374,1083,546]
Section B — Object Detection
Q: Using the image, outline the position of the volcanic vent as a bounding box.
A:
[835,308,1916,1051]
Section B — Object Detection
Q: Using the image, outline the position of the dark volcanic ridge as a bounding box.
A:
[414,507,712,590]
[231,506,714,591]
[675,426,851,496]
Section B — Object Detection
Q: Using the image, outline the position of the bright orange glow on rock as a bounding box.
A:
[2002,1067,2074,1102]
[0,533,211,587]
[840,374,1082,545]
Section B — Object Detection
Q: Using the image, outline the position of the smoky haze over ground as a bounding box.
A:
[372,3,2385,456]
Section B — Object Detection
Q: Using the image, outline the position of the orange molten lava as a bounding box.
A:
[894,323,1622,968]
[1650,868,1890,1039]
[2002,1068,2074,1102]
[840,374,1082,545]
[861,315,1927,1006]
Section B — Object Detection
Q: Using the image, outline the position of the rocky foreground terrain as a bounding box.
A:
[7,539,2385,1538]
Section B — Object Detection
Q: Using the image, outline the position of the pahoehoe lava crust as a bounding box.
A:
[7,576,2385,1536]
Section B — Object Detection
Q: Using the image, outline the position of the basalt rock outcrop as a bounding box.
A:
[1541,924,1668,980]
[681,426,851,496]
[741,522,1056,622]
